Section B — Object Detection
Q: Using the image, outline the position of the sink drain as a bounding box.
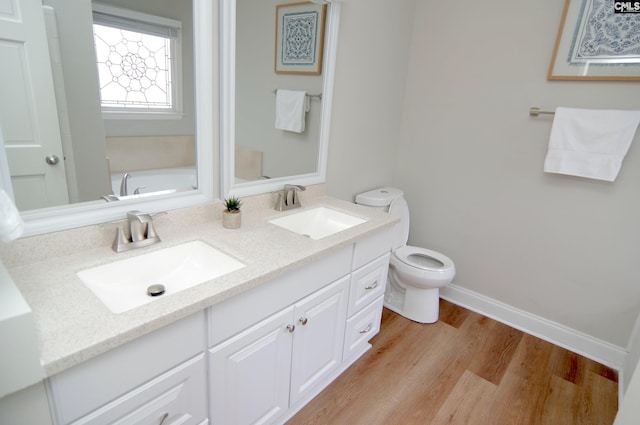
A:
[147,284,166,297]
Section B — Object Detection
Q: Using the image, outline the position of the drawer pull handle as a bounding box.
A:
[287,324,296,333]
[299,317,308,325]
[359,323,373,334]
[159,413,169,425]
[364,281,378,290]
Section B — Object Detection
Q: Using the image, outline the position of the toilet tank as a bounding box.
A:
[356,187,408,249]
[355,187,404,212]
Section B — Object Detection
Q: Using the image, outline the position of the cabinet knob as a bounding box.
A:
[359,323,373,334]
[286,324,296,333]
[364,281,378,290]
[299,317,308,325]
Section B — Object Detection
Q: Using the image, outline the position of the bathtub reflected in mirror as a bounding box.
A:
[109,167,197,199]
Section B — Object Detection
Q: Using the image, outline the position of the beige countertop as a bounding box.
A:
[1,193,397,376]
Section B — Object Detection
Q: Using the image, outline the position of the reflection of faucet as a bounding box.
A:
[112,210,162,252]
[274,184,306,211]
[119,173,131,196]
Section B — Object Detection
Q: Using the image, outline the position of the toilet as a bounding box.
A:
[355,187,455,323]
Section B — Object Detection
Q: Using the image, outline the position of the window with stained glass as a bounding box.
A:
[92,4,182,116]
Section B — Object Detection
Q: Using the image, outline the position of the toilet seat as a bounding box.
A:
[393,245,455,273]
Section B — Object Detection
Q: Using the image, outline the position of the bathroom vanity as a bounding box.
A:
[0,0,366,422]
[1,194,397,425]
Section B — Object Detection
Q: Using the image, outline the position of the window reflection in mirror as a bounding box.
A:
[0,0,196,213]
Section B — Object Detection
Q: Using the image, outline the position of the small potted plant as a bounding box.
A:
[222,195,242,229]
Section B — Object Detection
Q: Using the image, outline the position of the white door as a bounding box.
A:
[290,277,349,406]
[209,307,294,425]
[0,0,69,210]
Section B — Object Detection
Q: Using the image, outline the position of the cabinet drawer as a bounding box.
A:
[343,296,384,364]
[49,313,206,424]
[352,226,393,270]
[67,354,207,425]
[347,253,389,317]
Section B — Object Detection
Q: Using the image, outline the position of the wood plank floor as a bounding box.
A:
[287,300,619,425]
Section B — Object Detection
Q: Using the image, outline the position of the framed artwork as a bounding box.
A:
[275,2,327,75]
[548,0,640,81]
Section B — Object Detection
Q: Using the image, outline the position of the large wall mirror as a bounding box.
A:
[0,0,214,236]
[221,0,341,197]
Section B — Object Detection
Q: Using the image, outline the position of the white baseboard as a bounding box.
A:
[440,284,626,370]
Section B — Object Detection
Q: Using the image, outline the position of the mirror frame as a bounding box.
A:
[13,0,216,237]
[220,0,341,198]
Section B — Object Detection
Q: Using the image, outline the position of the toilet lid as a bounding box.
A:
[388,197,410,249]
[394,245,455,271]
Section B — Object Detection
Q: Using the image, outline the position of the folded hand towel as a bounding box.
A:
[0,189,23,242]
[275,89,309,133]
[543,107,640,181]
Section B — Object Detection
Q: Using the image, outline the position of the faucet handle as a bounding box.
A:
[127,210,152,222]
[112,227,128,252]
[273,191,285,211]
[284,184,305,207]
[284,184,306,192]
[146,222,159,239]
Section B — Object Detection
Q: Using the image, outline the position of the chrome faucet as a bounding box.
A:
[274,184,306,211]
[112,210,161,252]
[119,173,131,196]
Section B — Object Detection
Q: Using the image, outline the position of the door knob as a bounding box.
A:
[45,154,60,165]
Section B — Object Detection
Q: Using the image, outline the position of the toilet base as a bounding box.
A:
[384,276,441,324]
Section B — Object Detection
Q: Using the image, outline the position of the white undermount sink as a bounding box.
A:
[77,240,245,314]
[269,207,367,240]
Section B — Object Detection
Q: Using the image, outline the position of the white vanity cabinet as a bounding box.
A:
[207,226,393,425]
[207,246,352,425]
[209,277,348,425]
[47,313,208,425]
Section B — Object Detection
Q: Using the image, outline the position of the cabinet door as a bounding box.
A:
[209,307,294,425]
[289,277,348,406]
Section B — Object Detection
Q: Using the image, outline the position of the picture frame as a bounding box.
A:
[275,2,326,75]
[548,0,640,81]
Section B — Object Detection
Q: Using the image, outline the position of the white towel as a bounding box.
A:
[543,107,640,181]
[275,89,309,133]
[0,189,23,242]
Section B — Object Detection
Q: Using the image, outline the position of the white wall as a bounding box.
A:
[326,0,415,200]
[0,382,53,425]
[392,0,640,349]
[327,0,640,352]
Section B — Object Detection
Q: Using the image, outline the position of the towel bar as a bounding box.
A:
[273,89,322,100]
[530,107,555,117]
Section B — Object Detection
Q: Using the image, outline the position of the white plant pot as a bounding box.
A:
[222,210,241,229]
